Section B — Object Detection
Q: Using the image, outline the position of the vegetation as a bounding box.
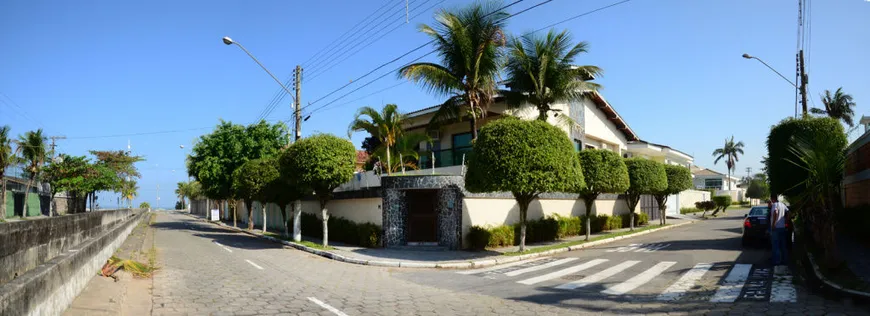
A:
[694,201,716,217]
[745,179,770,203]
[0,125,15,218]
[174,181,200,210]
[502,224,666,256]
[17,129,48,217]
[712,135,744,191]
[812,87,857,127]
[370,132,431,173]
[283,134,355,247]
[399,2,507,140]
[767,117,846,198]
[711,195,732,216]
[623,158,667,231]
[652,164,692,225]
[299,212,381,248]
[465,117,584,251]
[680,207,702,214]
[577,149,629,240]
[348,104,407,174]
[233,158,280,232]
[139,202,151,209]
[90,150,144,211]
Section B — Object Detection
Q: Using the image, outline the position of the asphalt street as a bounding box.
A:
[151,211,869,315]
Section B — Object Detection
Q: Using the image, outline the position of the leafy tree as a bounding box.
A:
[652,164,692,225]
[504,29,601,122]
[577,149,628,240]
[466,117,584,251]
[187,120,288,227]
[90,150,143,209]
[42,154,90,215]
[767,117,845,199]
[283,134,355,247]
[348,104,406,175]
[17,129,48,217]
[399,2,507,140]
[0,125,18,218]
[139,201,151,209]
[712,136,744,191]
[623,158,667,231]
[233,158,280,232]
[812,87,857,127]
[267,155,306,238]
[745,179,770,204]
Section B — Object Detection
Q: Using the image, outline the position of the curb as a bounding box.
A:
[183,213,696,269]
[806,251,870,300]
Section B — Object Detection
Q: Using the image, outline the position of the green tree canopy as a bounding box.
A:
[577,149,629,240]
[466,117,584,251]
[282,134,355,246]
[623,158,667,230]
[712,136,744,190]
[18,129,47,217]
[767,116,846,199]
[745,179,770,201]
[0,125,17,217]
[652,164,692,225]
[348,104,406,174]
[812,87,857,127]
[233,157,281,230]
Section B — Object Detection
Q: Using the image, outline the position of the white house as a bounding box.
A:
[691,166,741,191]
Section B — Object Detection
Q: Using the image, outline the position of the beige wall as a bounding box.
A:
[678,189,711,209]
[300,198,382,225]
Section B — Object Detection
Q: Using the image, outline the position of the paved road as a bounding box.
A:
[151,212,868,315]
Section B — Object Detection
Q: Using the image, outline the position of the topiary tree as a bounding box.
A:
[652,164,692,225]
[466,117,584,251]
[695,200,716,217]
[283,134,356,247]
[577,149,628,240]
[767,116,846,199]
[233,158,280,232]
[711,195,732,216]
[745,179,770,205]
[623,158,667,231]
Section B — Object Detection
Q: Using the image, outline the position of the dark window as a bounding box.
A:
[585,144,596,150]
[574,139,583,152]
[451,132,474,166]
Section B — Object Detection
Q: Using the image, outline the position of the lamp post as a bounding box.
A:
[222,36,300,139]
[742,53,803,117]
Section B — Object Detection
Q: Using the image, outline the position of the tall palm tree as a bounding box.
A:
[348,104,406,175]
[121,180,138,208]
[398,2,507,140]
[0,125,18,218]
[503,29,602,122]
[175,181,189,210]
[812,87,857,127]
[372,133,432,173]
[712,135,745,190]
[18,129,48,218]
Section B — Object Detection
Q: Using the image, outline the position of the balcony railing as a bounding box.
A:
[418,146,473,169]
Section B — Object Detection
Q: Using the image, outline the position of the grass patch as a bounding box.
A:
[263,232,336,250]
[503,224,667,256]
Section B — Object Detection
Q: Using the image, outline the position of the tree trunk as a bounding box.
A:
[293,200,302,242]
[246,200,254,230]
[320,198,330,247]
[23,176,35,218]
[518,198,529,252]
[262,203,267,233]
[470,115,478,140]
[537,107,548,121]
[280,203,289,238]
[231,201,237,229]
[626,194,640,231]
[386,147,392,175]
[583,194,595,241]
[654,195,668,226]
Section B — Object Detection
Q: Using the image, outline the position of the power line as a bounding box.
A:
[530,0,631,34]
[0,92,42,127]
[300,0,400,67]
[300,81,408,117]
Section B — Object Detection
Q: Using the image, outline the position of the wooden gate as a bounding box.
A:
[640,195,659,222]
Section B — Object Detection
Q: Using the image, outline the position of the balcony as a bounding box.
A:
[418,146,473,169]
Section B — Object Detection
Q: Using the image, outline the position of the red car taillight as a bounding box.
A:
[744,219,752,228]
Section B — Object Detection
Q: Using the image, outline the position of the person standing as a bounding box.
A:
[770,196,790,267]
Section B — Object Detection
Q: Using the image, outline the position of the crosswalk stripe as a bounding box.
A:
[605,243,639,252]
[555,260,640,290]
[656,263,713,301]
[710,264,752,303]
[640,243,671,252]
[504,258,579,277]
[617,244,642,252]
[455,258,547,275]
[517,259,610,285]
[602,261,677,295]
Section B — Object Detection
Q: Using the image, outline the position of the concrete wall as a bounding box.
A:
[231,197,384,231]
[0,209,144,316]
[678,189,711,209]
[715,189,745,202]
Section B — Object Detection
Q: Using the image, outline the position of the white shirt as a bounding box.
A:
[772,202,789,229]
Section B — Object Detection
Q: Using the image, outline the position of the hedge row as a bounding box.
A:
[468,212,650,250]
[300,212,382,248]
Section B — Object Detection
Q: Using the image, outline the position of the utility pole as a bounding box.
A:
[798,50,808,116]
[49,135,66,157]
[294,65,303,141]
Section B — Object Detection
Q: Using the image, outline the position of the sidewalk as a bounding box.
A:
[186,211,695,269]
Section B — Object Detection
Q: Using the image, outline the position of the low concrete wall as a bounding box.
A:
[678,189,711,209]
[0,209,145,316]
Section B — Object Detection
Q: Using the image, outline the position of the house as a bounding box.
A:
[690,166,741,191]
[844,115,870,207]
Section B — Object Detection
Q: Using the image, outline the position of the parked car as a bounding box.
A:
[742,206,770,247]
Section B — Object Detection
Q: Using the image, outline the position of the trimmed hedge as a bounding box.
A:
[621,212,649,228]
[712,195,732,208]
[767,117,847,198]
[300,212,382,248]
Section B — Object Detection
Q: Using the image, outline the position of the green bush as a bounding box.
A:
[713,195,732,206]
[619,212,649,228]
[680,207,702,214]
[767,117,847,198]
[467,226,491,251]
[517,217,559,244]
[588,215,609,233]
[488,225,515,248]
[606,216,623,231]
[554,214,583,238]
[300,212,382,247]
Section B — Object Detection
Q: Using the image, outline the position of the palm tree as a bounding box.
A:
[0,125,18,218]
[712,136,745,191]
[121,180,138,208]
[812,87,857,127]
[175,181,189,210]
[503,29,602,122]
[348,104,406,175]
[18,129,48,218]
[372,133,432,173]
[398,2,507,140]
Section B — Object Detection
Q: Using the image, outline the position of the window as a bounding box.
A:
[704,178,723,190]
[451,132,474,166]
[585,144,596,150]
[574,139,583,152]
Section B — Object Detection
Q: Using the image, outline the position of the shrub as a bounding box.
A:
[767,117,846,198]
[467,226,491,251]
[680,207,702,214]
[606,216,623,231]
[466,117,584,251]
[488,225,515,248]
[517,217,559,244]
[554,214,583,238]
[712,195,732,208]
[619,212,649,228]
[300,212,382,247]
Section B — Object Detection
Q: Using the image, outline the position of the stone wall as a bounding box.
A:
[0,209,145,315]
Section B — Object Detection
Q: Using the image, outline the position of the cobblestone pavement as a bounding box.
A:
[152,212,869,315]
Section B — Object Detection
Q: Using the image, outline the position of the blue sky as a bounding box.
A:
[1,0,868,208]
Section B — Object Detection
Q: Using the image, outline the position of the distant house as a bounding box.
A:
[691,166,741,191]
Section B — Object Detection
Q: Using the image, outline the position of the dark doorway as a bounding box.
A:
[406,189,438,243]
[640,194,660,222]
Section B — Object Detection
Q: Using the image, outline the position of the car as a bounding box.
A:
[742,206,770,247]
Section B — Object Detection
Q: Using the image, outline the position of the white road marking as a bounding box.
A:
[245,259,264,270]
[456,258,547,275]
[656,263,712,301]
[640,243,671,252]
[556,260,640,290]
[606,243,640,252]
[504,258,579,277]
[518,259,609,285]
[617,244,642,252]
[770,268,797,303]
[307,297,349,316]
[710,264,752,303]
[213,241,233,253]
[602,261,677,295]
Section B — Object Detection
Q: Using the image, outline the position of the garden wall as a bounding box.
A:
[678,189,711,209]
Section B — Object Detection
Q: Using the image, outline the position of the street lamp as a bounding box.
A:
[742,53,800,117]
[222,36,299,135]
